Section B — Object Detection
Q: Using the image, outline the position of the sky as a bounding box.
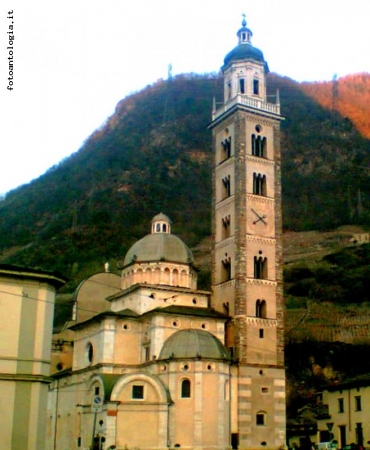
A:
[1,0,370,195]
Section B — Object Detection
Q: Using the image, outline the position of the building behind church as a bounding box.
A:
[0,264,65,450]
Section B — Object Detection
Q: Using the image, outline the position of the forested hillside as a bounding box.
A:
[0,72,369,291]
[301,72,370,139]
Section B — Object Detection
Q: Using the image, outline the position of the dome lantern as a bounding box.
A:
[151,213,171,234]
[237,14,253,44]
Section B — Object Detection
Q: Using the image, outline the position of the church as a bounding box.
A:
[47,17,286,450]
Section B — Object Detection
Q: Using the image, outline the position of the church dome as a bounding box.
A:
[123,214,194,266]
[159,329,230,360]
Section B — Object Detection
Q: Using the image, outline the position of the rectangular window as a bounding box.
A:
[94,386,100,395]
[132,385,144,399]
[239,78,245,94]
[339,425,346,447]
[356,423,363,446]
[355,396,362,411]
[256,413,265,426]
[338,398,344,413]
[231,433,239,450]
[261,387,269,394]
[253,79,259,95]
[181,379,191,398]
[259,329,264,338]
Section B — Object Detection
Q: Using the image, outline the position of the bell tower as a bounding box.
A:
[209,16,286,449]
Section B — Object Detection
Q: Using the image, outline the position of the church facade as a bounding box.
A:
[47,17,286,450]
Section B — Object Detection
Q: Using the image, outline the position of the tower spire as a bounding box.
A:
[237,13,253,44]
[242,12,247,27]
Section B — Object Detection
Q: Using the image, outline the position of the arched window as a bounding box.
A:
[254,256,268,279]
[222,257,232,282]
[256,136,261,156]
[222,175,231,199]
[153,267,161,284]
[181,379,191,398]
[252,135,267,157]
[253,173,266,196]
[86,342,93,364]
[180,269,187,287]
[136,268,143,284]
[222,215,231,240]
[227,82,232,99]
[164,267,170,285]
[221,137,231,159]
[172,269,179,286]
[261,137,267,157]
[256,300,267,318]
[144,268,152,284]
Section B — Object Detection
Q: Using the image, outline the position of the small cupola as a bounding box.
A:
[151,213,171,234]
[223,16,267,69]
[237,15,253,44]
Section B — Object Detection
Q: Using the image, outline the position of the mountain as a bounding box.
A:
[0,72,370,292]
[301,72,370,139]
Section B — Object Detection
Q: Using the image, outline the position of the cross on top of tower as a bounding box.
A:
[236,14,253,45]
[242,13,247,27]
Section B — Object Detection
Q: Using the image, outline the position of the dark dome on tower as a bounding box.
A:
[223,16,268,71]
[224,45,265,66]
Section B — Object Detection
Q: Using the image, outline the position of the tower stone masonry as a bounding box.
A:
[209,16,286,449]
